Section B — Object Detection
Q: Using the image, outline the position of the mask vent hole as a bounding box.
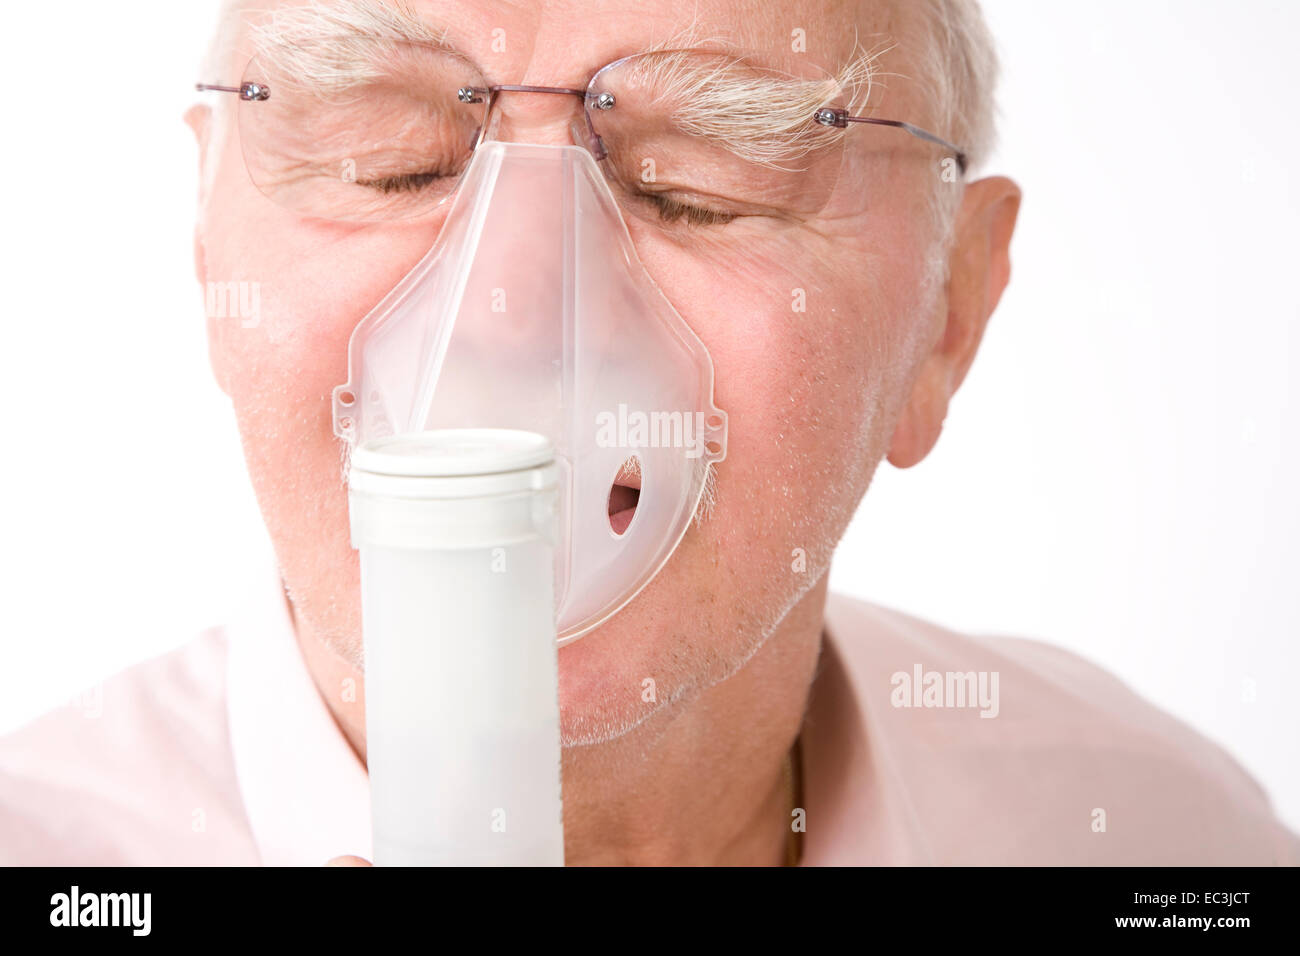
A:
[607,456,641,537]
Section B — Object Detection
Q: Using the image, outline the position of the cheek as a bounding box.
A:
[206,217,441,392]
[202,167,449,643]
[632,224,905,560]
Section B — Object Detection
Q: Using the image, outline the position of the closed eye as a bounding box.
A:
[356,169,452,193]
[642,193,739,227]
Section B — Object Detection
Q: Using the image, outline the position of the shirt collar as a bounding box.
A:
[800,596,932,865]
[798,611,874,866]
[225,550,372,866]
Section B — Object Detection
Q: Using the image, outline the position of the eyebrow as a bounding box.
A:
[249,0,453,94]
[612,46,875,166]
[250,0,878,165]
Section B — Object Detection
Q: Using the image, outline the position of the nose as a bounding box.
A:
[480,86,595,152]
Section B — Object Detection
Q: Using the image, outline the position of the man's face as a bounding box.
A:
[197,0,948,744]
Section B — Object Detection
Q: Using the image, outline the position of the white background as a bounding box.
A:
[2,1,1297,832]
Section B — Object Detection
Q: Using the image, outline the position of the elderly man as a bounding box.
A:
[1,0,1295,866]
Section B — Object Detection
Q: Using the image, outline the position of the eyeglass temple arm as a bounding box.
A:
[195,82,271,101]
[814,108,968,175]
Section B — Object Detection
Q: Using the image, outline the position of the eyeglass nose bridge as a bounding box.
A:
[457,84,611,160]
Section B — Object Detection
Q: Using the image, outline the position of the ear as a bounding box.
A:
[887,175,1021,468]
[184,104,211,287]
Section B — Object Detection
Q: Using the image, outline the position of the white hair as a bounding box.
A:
[911,0,999,175]
[247,1,445,93]
[904,0,1000,258]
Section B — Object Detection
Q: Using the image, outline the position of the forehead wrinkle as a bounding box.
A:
[717,0,878,71]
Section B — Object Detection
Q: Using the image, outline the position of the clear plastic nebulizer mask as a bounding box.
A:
[336,140,727,641]
[334,139,727,865]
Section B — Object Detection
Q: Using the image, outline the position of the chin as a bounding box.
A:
[555,600,669,748]
[555,532,744,748]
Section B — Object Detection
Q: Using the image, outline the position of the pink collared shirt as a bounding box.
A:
[1,558,1295,865]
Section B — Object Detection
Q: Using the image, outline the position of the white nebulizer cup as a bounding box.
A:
[348,429,564,866]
